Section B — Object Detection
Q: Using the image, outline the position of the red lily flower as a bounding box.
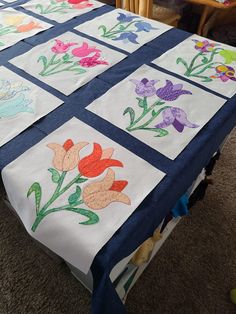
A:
[78,143,123,178]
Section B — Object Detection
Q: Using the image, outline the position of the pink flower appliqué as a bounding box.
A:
[72,42,101,57]
[73,1,93,9]
[79,52,109,68]
[51,39,77,54]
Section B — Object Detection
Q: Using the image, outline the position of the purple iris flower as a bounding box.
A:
[117,13,139,23]
[113,32,139,44]
[135,21,158,32]
[155,107,199,133]
[130,78,159,97]
[156,80,192,101]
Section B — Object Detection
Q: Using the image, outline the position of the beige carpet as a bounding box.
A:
[0,130,236,314]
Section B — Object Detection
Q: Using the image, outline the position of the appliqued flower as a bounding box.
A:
[47,139,88,171]
[78,143,123,178]
[0,80,29,101]
[117,12,139,23]
[112,32,139,44]
[4,15,25,26]
[156,80,192,101]
[155,107,199,133]
[192,39,218,53]
[82,169,131,210]
[16,21,42,32]
[219,49,236,64]
[71,42,101,57]
[73,0,93,9]
[134,21,157,32]
[0,93,33,118]
[79,52,109,67]
[130,78,158,97]
[51,39,77,54]
[210,65,236,82]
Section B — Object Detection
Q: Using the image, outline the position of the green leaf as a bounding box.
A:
[152,110,157,116]
[73,68,87,74]
[62,53,70,62]
[98,25,107,35]
[68,186,81,206]
[38,55,48,68]
[35,4,44,13]
[78,209,99,225]
[48,168,60,183]
[201,56,208,64]
[219,49,236,64]
[119,25,126,31]
[75,177,88,184]
[123,107,135,125]
[27,182,42,213]
[202,77,213,82]
[176,57,189,69]
[136,97,147,110]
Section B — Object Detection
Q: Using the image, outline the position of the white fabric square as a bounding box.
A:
[75,8,172,53]
[86,64,227,160]
[0,66,63,147]
[152,34,236,98]
[2,117,165,274]
[0,8,52,51]
[10,31,126,95]
[21,0,105,24]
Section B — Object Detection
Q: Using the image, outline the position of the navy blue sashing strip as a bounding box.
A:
[0,126,47,169]
[0,41,32,65]
[146,27,192,53]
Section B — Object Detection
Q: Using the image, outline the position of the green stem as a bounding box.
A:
[128,99,165,130]
[127,106,171,132]
[40,171,67,214]
[102,20,140,38]
[192,61,222,76]
[31,204,99,232]
[184,49,221,77]
[40,63,83,77]
[0,26,16,37]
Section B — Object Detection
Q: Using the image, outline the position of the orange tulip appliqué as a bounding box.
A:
[27,139,131,232]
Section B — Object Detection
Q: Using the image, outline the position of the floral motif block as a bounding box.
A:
[10,31,126,95]
[75,9,172,53]
[2,117,165,273]
[152,35,236,98]
[21,0,105,23]
[86,65,227,160]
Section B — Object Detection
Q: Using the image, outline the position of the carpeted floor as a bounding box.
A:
[0,129,236,314]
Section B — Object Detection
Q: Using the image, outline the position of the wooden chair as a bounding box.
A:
[116,0,153,18]
[186,0,236,35]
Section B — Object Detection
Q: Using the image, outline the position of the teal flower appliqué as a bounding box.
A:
[0,80,34,118]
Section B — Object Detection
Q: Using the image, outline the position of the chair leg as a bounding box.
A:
[116,0,122,8]
[197,5,211,36]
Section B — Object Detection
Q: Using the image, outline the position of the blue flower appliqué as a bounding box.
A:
[134,21,158,32]
[112,32,139,44]
[117,12,139,23]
